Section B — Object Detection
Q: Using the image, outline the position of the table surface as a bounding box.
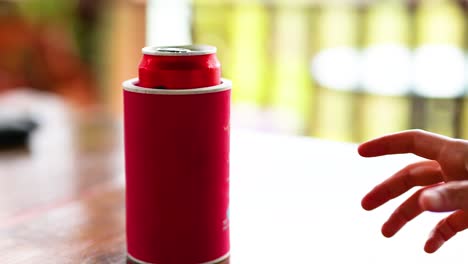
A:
[1,93,468,263]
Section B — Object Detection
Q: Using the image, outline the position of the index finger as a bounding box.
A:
[358,129,452,161]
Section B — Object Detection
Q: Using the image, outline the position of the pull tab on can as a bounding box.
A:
[138,44,221,89]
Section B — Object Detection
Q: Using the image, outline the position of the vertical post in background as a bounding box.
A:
[413,0,465,137]
[460,1,468,139]
[192,0,233,80]
[268,2,313,134]
[360,0,412,141]
[306,4,320,137]
[310,2,359,142]
[230,1,272,130]
[408,0,426,132]
[102,0,146,115]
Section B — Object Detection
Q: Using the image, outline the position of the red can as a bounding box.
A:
[123,45,231,264]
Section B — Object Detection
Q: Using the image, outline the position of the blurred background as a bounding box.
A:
[0,0,468,144]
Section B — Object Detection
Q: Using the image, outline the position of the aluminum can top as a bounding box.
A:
[142,45,216,56]
[138,44,221,89]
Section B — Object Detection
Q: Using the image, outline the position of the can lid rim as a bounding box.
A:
[142,45,217,56]
[122,78,231,95]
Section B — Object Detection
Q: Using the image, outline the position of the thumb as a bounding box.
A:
[420,181,468,212]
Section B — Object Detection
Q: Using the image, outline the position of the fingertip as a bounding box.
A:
[424,244,435,254]
[381,230,393,238]
[361,191,384,211]
[424,229,445,254]
[361,198,376,211]
[424,239,442,254]
[381,224,395,238]
[357,143,371,157]
[358,141,388,157]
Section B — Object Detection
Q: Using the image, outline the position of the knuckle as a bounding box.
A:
[443,182,468,209]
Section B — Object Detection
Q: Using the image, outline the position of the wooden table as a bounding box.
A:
[1,99,468,263]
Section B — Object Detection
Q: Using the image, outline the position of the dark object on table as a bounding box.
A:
[0,117,38,150]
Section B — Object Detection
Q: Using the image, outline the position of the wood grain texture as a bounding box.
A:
[0,114,229,264]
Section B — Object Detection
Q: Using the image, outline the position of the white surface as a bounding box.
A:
[229,130,468,263]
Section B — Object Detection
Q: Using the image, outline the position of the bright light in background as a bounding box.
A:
[313,44,467,98]
[361,44,412,95]
[413,44,466,98]
[146,0,192,46]
[311,47,360,91]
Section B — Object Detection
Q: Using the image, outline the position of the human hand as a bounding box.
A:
[358,129,468,253]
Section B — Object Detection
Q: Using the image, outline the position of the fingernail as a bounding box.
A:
[423,190,443,210]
